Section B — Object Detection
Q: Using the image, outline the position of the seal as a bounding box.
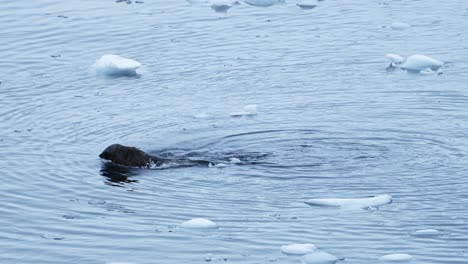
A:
[99,144,211,168]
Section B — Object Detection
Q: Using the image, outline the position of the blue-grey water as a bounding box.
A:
[1,0,468,263]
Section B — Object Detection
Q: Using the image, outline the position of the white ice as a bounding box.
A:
[93,54,141,76]
[297,0,317,9]
[193,113,211,119]
[230,104,258,117]
[229,157,242,164]
[244,0,285,7]
[305,194,392,209]
[180,218,217,228]
[390,22,411,30]
[379,253,413,262]
[401,55,443,71]
[386,54,443,72]
[302,252,339,264]
[412,228,441,236]
[281,243,317,255]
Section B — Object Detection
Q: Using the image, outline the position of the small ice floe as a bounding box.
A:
[210,0,237,12]
[305,194,392,209]
[187,0,239,12]
[244,0,285,7]
[302,252,339,264]
[93,54,141,76]
[193,113,211,119]
[281,243,317,255]
[411,228,441,237]
[379,253,413,262]
[229,157,242,164]
[230,104,258,117]
[386,54,443,73]
[180,218,217,229]
[390,22,411,30]
[297,1,317,9]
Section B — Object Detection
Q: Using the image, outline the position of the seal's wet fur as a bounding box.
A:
[99,144,211,168]
[99,144,167,167]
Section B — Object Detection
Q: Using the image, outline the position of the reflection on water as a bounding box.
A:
[1,0,468,263]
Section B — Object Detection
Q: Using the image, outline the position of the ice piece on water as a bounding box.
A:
[180,218,217,228]
[302,252,339,264]
[187,0,210,4]
[401,55,443,72]
[379,253,413,262]
[193,113,211,119]
[412,228,441,236]
[210,0,236,12]
[385,54,443,72]
[281,243,317,255]
[93,54,141,76]
[229,157,242,164]
[244,0,285,7]
[204,254,213,262]
[390,22,411,30]
[297,0,317,9]
[386,54,405,64]
[305,194,392,209]
[230,104,258,117]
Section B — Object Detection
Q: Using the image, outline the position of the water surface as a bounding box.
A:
[1,0,468,263]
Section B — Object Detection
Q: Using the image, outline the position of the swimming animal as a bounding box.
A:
[99,144,211,168]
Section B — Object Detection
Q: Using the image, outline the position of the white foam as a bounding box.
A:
[230,104,258,117]
[180,218,217,229]
[412,228,441,236]
[302,252,339,264]
[379,253,413,262]
[305,194,392,209]
[93,54,141,76]
[244,0,285,7]
[281,243,317,255]
[390,22,411,30]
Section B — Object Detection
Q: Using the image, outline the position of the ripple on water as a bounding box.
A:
[1,0,468,263]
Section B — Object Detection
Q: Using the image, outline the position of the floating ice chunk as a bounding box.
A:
[297,1,317,9]
[93,54,141,76]
[302,252,339,264]
[305,194,392,209]
[244,0,285,7]
[210,0,236,12]
[390,22,411,30]
[193,113,211,119]
[412,228,441,236]
[186,0,209,4]
[230,104,258,117]
[386,53,405,65]
[281,243,317,255]
[180,218,217,229]
[229,157,242,164]
[401,55,443,72]
[379,253,413,262]
[385,54,443,72]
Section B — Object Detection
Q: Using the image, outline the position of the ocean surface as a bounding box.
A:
[1,0,468,263]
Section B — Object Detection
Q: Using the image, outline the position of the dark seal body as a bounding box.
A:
[99,144,167,167]
[99,144,211,168]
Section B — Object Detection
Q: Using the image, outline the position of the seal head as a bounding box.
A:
[99,144,151,167]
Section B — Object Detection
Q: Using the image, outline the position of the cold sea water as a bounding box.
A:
[1,0,468,263]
